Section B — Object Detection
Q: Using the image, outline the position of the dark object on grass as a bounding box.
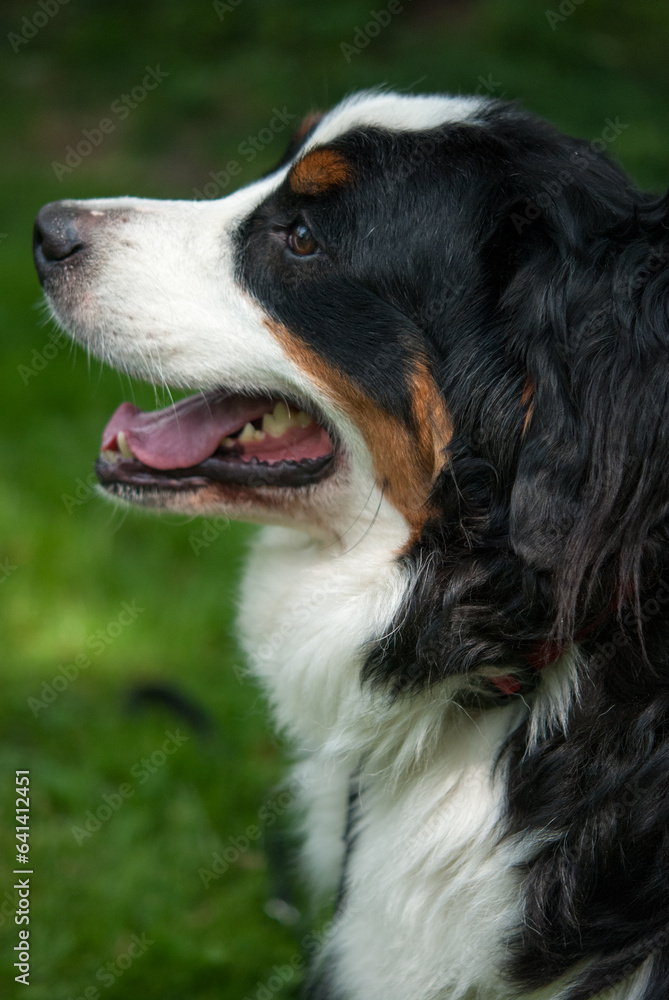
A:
[126,681,213,735]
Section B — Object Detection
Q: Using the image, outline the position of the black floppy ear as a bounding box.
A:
[507,193,669,638]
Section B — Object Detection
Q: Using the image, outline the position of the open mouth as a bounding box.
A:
[96,391,337,493]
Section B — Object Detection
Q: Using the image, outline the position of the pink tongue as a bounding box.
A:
[101,394,273,470]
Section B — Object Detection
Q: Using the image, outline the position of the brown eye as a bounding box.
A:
[288,223,318,256]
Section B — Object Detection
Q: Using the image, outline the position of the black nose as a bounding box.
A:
[33,202,93,284]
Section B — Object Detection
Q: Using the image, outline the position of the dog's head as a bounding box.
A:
[34,90,669,693]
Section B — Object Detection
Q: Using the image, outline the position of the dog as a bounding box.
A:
[33,89,669,1000]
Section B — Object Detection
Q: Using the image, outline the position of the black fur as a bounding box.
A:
[239,100,669,998]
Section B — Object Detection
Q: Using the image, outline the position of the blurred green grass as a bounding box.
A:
[1,0,669,997]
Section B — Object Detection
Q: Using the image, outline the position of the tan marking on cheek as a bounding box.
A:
[266,322,452,535]
[289,148,352,196]
[521,378,534,435]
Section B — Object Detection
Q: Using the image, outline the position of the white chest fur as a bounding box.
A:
[237,516,410,749]
[236,523,640,1000]
[237,521,529,997]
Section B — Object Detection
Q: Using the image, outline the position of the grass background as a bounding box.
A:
[1,0,669,997]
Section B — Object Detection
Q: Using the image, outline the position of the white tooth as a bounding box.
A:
[262,401,292,438]
[220,436,235,448]
[116,431,134,459]
[253,428,266,441]
[238,422,258,443]
[101,449,120,462]
[260,402,315,438]
[261,414,282,437]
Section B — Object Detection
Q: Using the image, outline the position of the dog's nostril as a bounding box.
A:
[33,205,84,263]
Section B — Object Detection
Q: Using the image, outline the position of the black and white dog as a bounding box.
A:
[34,90,669,1000]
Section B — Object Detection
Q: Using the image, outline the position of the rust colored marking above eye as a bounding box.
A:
[289,148,353,196]
[266,321,452,537]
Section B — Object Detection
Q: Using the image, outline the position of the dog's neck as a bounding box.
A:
[238,517,409,749]
[238,520,557,773]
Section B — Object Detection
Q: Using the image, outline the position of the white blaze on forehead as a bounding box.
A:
[302,90,486,151]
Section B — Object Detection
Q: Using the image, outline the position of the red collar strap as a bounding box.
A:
[488,636,562,698]
[486,588,631,699]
